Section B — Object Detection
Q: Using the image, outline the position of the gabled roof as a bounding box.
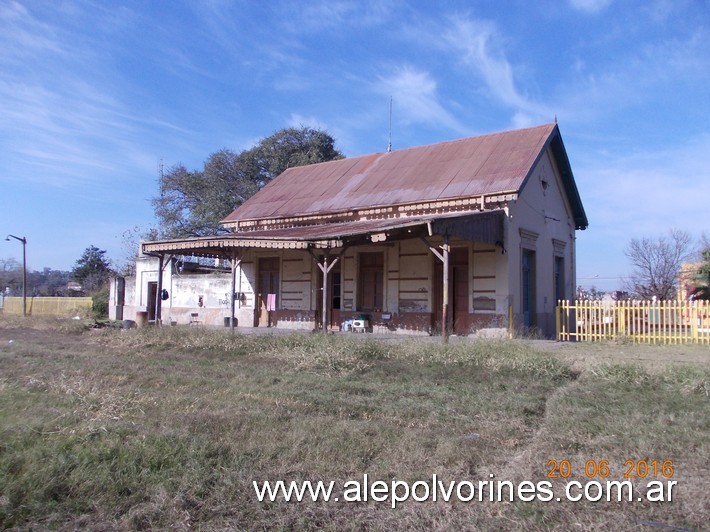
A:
[223,123,588,230]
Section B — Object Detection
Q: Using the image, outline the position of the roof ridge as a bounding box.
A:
[221,123,575,226]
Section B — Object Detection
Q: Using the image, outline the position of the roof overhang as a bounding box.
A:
[141,210,507,258]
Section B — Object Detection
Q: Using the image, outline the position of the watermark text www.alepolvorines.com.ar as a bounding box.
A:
[253,474,677,508]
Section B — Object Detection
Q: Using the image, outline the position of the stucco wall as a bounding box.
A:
[507,148,577,337]
[397,238,431,314]
[122,233,516,336]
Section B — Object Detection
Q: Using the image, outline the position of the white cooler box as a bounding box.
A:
[352,319,369,332]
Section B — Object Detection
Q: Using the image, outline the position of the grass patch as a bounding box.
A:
[0,319,707,529]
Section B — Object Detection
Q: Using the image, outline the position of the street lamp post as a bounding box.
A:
[5,234,27,317]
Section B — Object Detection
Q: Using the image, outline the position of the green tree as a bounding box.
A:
[152,127,344,238]
[692,236,710,300]
[248,127,344,187]
[72,245,113,294]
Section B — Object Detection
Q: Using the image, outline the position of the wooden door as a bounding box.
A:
[147,282,157,322]
[433,247,469,335]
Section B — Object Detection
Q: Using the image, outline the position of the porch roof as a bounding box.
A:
[141,210,506,258]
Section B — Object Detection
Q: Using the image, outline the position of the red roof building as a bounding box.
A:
[127,123,587,338]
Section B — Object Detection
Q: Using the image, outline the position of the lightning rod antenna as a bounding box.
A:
[158,158,165,197]
[387,96,392,152]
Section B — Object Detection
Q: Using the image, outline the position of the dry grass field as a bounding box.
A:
[0,316,708,530]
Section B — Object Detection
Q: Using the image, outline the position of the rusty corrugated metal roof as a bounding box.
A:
[223,123,559,224]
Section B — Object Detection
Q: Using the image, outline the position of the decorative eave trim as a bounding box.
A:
[225,191,518,233]
[142,237,343,256]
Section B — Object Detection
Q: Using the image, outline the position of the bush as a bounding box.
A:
[91,286,109,320]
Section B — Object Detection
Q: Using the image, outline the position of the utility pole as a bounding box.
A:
[5,234,27,317]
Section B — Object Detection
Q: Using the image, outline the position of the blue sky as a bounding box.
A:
[1,0,708,291]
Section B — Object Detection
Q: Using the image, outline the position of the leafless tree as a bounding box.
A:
[576,285,605,300]
[623,229,693,300]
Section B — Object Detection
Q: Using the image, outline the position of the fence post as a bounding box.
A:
[508,304,514,339]
[561,299,706,345]
[579,299,585,342]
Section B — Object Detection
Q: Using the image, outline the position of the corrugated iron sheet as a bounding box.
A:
[143,211,506,256]
[224,123,557,223]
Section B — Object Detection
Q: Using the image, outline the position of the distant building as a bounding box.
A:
[118,123,588,338]
[678,262,703,300]
[67,281,83,293]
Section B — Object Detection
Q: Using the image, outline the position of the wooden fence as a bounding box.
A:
[1,296,93,317]
[556,299,710,345]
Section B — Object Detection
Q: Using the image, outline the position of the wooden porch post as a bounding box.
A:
[420,235,451,343]
[442,235,450,342]
[309,248,346,333]
[155,254,164,327]
[321,255,329,332]
[230,253,241,333]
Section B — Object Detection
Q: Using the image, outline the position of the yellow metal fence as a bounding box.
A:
[556,300,710,345]
[1,297,93,317]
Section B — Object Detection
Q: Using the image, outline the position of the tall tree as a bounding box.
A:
[72,245,113,293]
[153,127,344,238]
[692,234,710,300]
[623,229,693,300]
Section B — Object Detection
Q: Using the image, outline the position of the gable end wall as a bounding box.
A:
[507,147,577,336]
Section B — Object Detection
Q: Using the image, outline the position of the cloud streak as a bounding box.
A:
[0,2,194,193]
[440,15,551,128]
[568,0,612,14]
[374,66,470,134]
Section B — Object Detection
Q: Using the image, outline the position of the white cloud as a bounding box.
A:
[287,113,329,131]
[574,132,710,285]
[568,0,613,14]
[374,66,469,134]
[277,0,396,33]
[586,135,710,232]
[0,1,62,60]
[0,74,154,189]
[442,15,551,126]
[0,2,194,194]
[554,26,709,127]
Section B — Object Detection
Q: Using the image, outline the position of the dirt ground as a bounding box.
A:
[528,338,709,373]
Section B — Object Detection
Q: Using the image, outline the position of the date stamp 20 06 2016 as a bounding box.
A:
[546,459,675,480]
[545,459,677,503]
